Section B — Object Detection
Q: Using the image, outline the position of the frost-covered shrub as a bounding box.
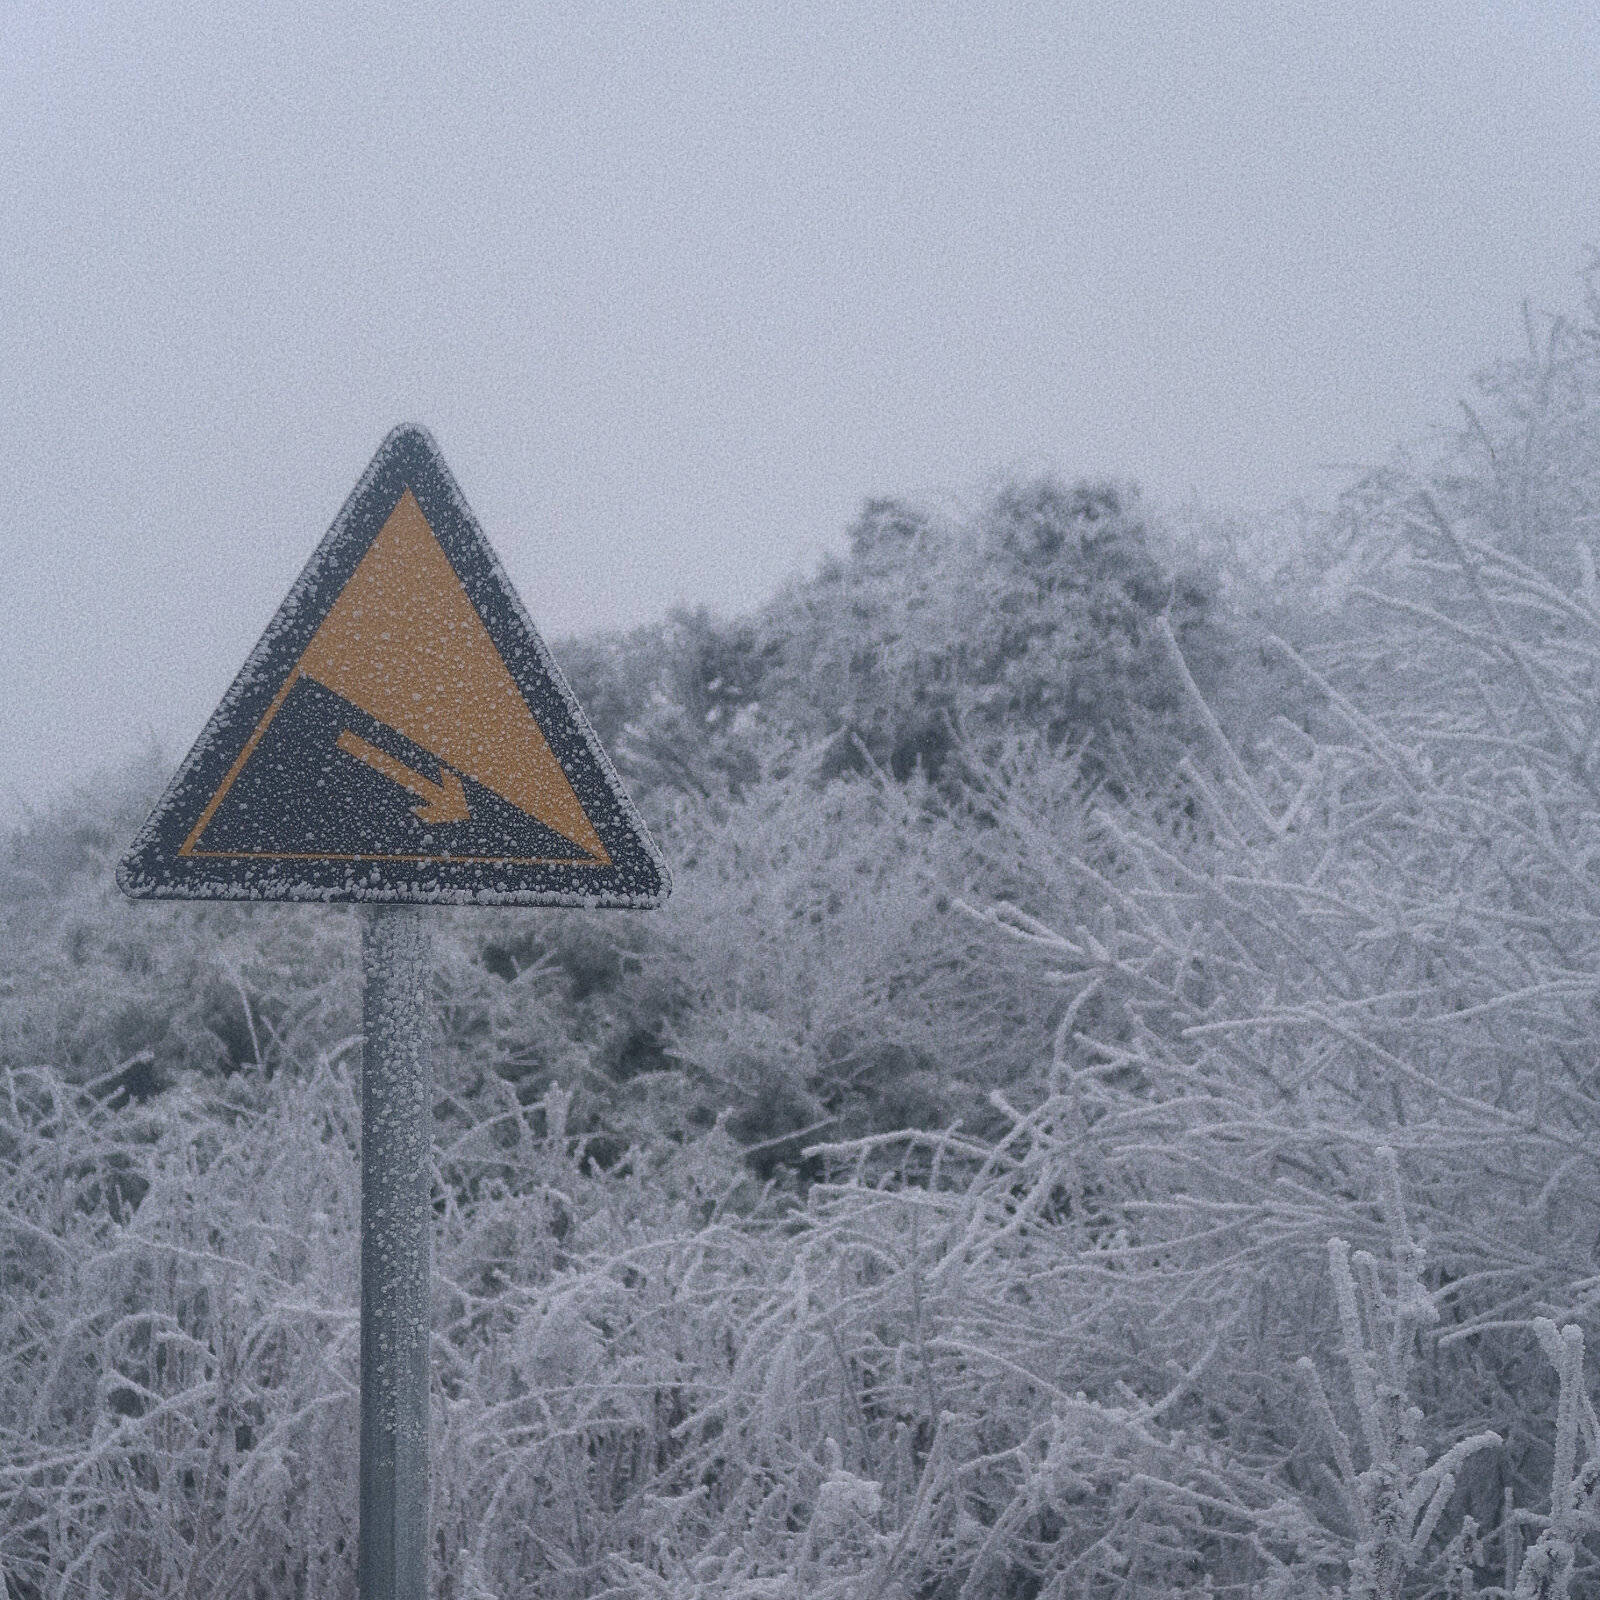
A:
[651,756,1071,1170]
[15,278,1600,1596]
[1,766,363,1094]
[747,476,1240,786]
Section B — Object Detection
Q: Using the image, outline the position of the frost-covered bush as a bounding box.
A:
[1,762,362,1095]
[749,476,1237,785]
[650,753,1069,1169]
[918,287,1600,1592]
[564,472,1266,810]
[14,279,1600,1596]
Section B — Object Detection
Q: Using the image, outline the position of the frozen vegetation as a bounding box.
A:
[9,281,1600,1595]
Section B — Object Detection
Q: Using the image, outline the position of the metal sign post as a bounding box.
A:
[118,427,669,1599]
[359,906,433,1600]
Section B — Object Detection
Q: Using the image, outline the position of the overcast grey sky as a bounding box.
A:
[3,0,1598,822]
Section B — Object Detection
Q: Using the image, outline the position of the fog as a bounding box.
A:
[3,0,1597,821]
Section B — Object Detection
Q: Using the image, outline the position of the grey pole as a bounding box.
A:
[359,905,434,1600]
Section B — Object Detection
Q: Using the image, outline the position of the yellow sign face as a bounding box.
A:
[181,491,609,865]
[118,427,668,906]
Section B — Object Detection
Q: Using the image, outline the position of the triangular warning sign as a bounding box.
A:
[118,426,669,907]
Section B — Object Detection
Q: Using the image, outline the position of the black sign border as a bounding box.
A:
[117,426,670,908]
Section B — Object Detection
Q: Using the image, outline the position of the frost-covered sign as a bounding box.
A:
[117,425,668,907]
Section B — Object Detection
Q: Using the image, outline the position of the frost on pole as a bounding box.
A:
[116,424,669,908]
[359,905,432,1600]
